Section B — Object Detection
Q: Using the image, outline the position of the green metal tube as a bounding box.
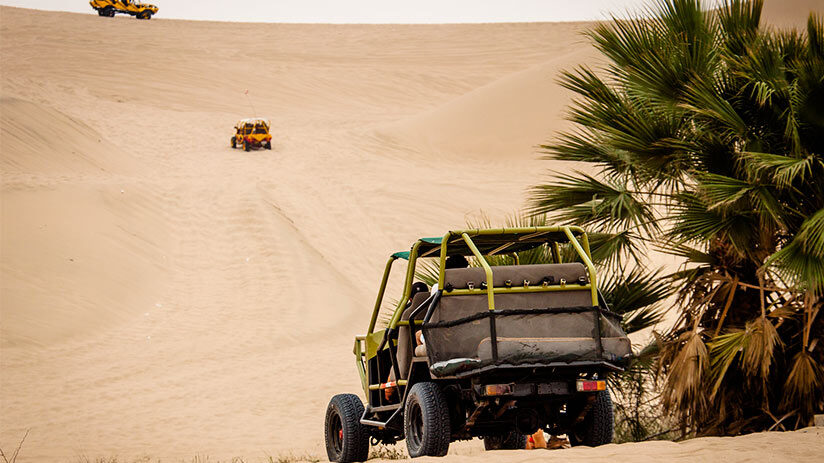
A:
[353,336,367,395]
[580,232,592,259]
[563,227,598,306]
[447,284,592,296]
[461,232,495,310]
[437,232,450,290]
[368,256,397,334]
[389,241,422,329]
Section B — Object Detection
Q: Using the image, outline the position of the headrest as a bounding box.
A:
[443,263,589,291]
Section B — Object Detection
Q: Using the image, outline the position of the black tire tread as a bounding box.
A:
[570,389,614,447]
[405,382,450,457]
[325,393,369,462]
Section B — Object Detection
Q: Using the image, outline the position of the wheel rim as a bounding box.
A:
[330,410,343,455]
[408,400,424,449]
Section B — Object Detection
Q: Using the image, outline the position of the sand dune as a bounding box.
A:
[379,24,596,160]
[1,2,822,462]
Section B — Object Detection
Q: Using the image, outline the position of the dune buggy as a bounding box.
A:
[324,226,632,461]
[90,0,158,19]
[231,118,272,151]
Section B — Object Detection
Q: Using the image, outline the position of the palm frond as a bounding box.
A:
[529,171,657,233]
[740,151,821,187]
[781,350,824,417]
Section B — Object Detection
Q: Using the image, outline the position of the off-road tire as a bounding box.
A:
[243,141,250,152]
[138,11,152,20]
[231,138,237,148]
[568,389,614,447]
[483,431,527,450]
[101,6,114,17]
[264,141,272,150]
[324,394,370,463]
[404,382,450,457]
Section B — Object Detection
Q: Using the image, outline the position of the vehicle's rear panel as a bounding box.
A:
[421,263,631,377]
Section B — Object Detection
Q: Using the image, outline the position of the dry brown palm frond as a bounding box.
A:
[707,317,780,400]
[781,350,824,418]
[742,317,782,381]
[662,330,709,417]
[713,275,739,337]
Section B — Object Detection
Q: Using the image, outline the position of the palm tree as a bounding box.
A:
[530,0,824,435]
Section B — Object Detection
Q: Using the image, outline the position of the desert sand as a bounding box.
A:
[1,2,822,462]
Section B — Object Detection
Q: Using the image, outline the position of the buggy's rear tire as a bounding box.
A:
[101,6,114,17]
[325,394,370,463]
[231,138,237,148]
[483,431,527,450]
[569,389,614,447]
[404,382,450,457]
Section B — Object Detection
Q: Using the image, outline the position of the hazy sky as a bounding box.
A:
[0,0,698,23]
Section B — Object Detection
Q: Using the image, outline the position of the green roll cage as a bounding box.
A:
[353,226,597,396]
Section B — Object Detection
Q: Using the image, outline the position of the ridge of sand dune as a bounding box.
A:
[378,44,598,159]
[762,0,824,28]
[1,97,167,347]
[0,98,138,175]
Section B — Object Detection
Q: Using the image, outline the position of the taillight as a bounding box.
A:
[576,380,606,392]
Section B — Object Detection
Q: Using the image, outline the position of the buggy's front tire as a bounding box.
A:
[243,140,251,152]
[100,6,114,17]
[231,138,237,148]
[325,394,369,463]
[568,389,614,447]
[404,382,450,457]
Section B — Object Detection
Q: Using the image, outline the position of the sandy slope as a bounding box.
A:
[1,3,822,462]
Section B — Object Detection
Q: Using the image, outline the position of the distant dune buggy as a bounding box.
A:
[90,0,158,19]
[231,118,272,151]
[324,226,632,461]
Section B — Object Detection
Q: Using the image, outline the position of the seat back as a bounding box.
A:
[395,291,431,379]
[431,263,593,323]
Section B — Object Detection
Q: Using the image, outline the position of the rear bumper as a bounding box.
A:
[454,359,623,379]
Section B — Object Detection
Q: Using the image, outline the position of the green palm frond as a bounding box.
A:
[766,220,824,294]
[530,171,657,233]
[795,208,824,256]
[696,173,753,209]
[808,14,824,59]
[707,328,747,397]
[740,151,822,187]
[670,191,757,252]
[660,241,717,265]
[601,267,671,333]
[587,231,645,268]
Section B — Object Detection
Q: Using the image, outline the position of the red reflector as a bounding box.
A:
[576,380,606,392]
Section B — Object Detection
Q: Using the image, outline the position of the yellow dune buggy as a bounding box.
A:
[324,226,631,461]
[231,118,273,152]
[90,0,158,19]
